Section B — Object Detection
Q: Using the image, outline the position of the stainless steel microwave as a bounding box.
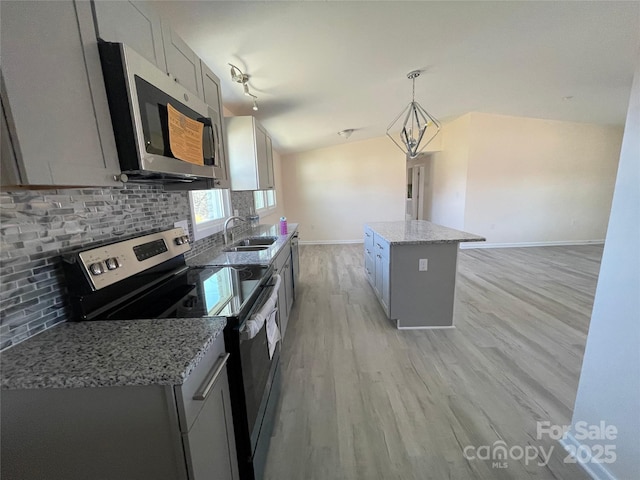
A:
[98,41,224,183]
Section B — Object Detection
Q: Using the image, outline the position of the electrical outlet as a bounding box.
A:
[234,209,239,217]
[174,220,189,235]
[419,259,429,271]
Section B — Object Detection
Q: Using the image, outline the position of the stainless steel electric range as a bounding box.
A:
[61,227,281,480]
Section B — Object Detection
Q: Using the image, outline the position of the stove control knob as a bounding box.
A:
[89,262,104,275]
[175,237,184,245]
[182,235,190,244]
[105,258,118,270]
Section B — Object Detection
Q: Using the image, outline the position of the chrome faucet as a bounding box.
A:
[223,216,246,245]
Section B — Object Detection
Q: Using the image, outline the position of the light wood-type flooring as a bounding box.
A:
[264,244,603,480]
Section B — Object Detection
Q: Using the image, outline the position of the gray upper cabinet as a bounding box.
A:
[93,2,204,100]
[201,62,230,188]
[1,0,121,187]
[226,116,275,191]
[161,22,204,99]
[92,0,166,72]
[265,135,276,190]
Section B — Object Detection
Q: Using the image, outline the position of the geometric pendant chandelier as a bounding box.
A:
[386,70,441,158]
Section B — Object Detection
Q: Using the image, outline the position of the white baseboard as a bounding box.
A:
[299,239,606,248]
[460,239,605,249]
[559,434,617,480]
[299,239,363,245]
[397,325,456,330]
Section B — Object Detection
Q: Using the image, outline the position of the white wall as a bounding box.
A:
[427,114,471,230]
[281,136,406,242]
[464,113,623,244]
[565,57,639,480]
[424,112,622,245]
[278,112,621,245]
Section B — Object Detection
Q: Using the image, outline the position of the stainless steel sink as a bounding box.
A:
[224,245,270,252]
[233,236,278,247]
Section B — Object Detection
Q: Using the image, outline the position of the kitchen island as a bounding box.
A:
[364,220,485,329]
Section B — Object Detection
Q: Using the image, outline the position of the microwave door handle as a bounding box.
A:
[198,117,216,164]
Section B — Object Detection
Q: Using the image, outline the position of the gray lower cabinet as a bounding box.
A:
[373,236,390,316]
[364,226,460,328]
[1,0,121,187]
[274,238,294,339]
[0,335,239,480]
[364,226,375,287]
[181,362,238,480]
[283,254,295,317]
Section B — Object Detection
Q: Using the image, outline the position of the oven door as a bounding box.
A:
[238,283,280,454]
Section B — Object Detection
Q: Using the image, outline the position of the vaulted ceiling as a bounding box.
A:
[153,1,639,154]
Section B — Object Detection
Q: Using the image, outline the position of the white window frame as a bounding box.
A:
[253,189,277,215]
[189,189,232,241]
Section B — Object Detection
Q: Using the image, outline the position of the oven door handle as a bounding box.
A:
[193,353,230,401]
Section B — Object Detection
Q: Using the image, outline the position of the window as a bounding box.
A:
[189,189,231,240]
[254,190,276,213]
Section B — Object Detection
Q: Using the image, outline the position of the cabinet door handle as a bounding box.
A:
[376,243,381,249]
[365,249,370,254]
[376,254,382,259]
[193,353,230,401]
[365,232,371,237]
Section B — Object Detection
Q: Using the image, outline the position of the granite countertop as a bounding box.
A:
[0,317,226,390]
[366,220,485,245]
[188,222,299,267]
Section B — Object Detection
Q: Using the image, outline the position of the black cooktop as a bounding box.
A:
[80,264,271,323]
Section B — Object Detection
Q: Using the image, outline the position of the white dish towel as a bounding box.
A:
[243,275,282,359]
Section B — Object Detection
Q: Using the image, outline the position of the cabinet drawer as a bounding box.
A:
[364,248,375,285]
[373,234,390,259]
[364,226,374,250]
[174,334,227,433]
[274,240,291,272]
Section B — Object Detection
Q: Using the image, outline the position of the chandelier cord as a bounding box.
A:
[412,76,416,103]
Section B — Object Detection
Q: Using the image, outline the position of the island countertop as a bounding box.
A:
[0,317,226,390]
[365,220,485,245]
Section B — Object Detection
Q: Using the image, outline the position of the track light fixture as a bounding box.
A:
[229,63,258,111]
